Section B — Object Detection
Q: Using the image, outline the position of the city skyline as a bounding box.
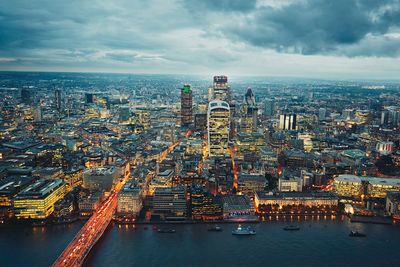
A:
[0,0,400,79]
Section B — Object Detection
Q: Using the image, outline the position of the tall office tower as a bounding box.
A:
[318,108,326,121]
[381,110,389,125]
[264,99,274,117]
[54,89,62,111]
[241,88,258,133]
[279,114,297,130]
[85,93,94,104]
[21,88,32,105]
[209,75,230,102]
[181,84,193,126]
[208,100,230,157]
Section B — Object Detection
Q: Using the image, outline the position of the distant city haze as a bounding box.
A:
[0,0,400,79]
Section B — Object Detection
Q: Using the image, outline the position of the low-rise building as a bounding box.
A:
[219,195,254,219]
[255,191,338,208]
[334,174,400,199]
[117,182,143,216]
[13,179,67,219]
[153,186,186,219]
[238,173,267,197]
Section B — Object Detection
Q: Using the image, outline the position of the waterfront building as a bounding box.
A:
[13,179,67,219]
[207,100,230,157]
[190,184,222,220]
[219,195,254,219]
[334,174,400,199]
[254,191,338,208]
[0,176,37,207]
[78,191,102,216]
[152,186,187,219]
[117,182,143,216]
[181,84,193,126]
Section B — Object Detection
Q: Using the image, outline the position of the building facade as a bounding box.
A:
[207,100,230,157]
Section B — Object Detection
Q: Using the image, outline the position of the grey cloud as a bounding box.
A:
[182,0,257,12]
[217,0,400,56]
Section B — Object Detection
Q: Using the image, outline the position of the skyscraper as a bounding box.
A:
[21,88,32,105]
[209,76,230,102]
[279,114,297,130]
[241,88,258,133]
[208,100,230,157]
[318,108,326,121]
[264,99,274,117]
[55,89,62,111]
[181,84,193,126]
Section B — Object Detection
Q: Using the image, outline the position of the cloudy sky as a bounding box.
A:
[0,0,400,79]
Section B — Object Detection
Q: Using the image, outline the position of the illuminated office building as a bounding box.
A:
[334,174,400,199]
[13,179,67,219]
[207,100,230,157]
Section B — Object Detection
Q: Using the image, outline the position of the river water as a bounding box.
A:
[1,217,400,267]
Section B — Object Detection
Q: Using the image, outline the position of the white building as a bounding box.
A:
[117,182,142,216]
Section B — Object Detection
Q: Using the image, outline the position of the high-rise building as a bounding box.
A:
[181,84,193,126]
[208,100,230,157]
[279,114,297,130]
[21,88,32,105]
[264,99,274,117]
[85,93,94,104]
[241,88,258,133]
[318,108,326,121]
[209,75,230,102]
[55,89,62,111]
